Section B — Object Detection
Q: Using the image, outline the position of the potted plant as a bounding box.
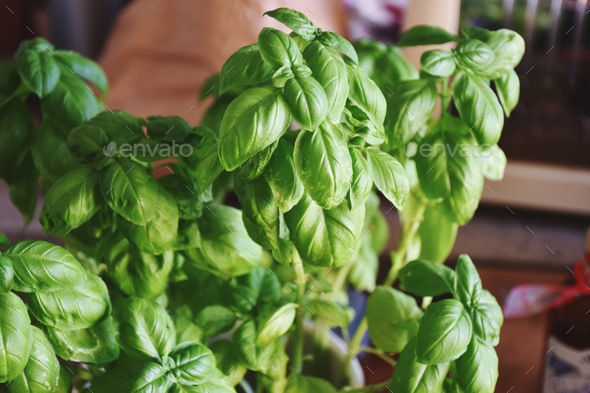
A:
[0,8,523,393]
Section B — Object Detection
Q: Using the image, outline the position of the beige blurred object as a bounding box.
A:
[99,0,345,125]
[403,0,461,67]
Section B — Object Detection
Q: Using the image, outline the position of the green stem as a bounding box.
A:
[347,317,368,363]
[344,380,391,393]
[290,252,306,374]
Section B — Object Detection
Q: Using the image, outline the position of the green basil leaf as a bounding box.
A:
[43,316,119,363]
[145,115,192,141]
[367,286,422,353]
[347,148,373,211]
[7,326,59,393]
[374,46,419,91]
[303,42,349,122]
[399,259,455,297]
[385,79,437,148]
[455,39,495,71]
[398,25,458,47]
[157,175,202,220]
[482,144,506,181]
[3,240,87,292]
[169,342,216,385]
[233,320,276,372]
[456,338,499,393]
[218,86,290,171]
[460,28,525,78]
[40,167,98,236]
[210,340,247,386]
[53,366,73,393]
[0,292,32,383]
[27,274,110,330]
[195,305,237,338]
[99,158,156,225]
[348,235,378,292]
[219,44,274,95]
[305,299,349,328]
[258,28,302,68]
[174,315,204,345]
[453,71,504,146]
[102,235,174,299]
[389,338,449,393]
[283,65,328,130]
[263,140,304,213]
[239,140,278,181]
[115,297,176,361]
[84,110,145,144]
[195,142,224,191]
[346,65,386,132]
[190,204,264,277]
[40,72,103,130]
[365,147,409,209]
[294,123,352,209]
[55,50,108,95]
[257,303,297,346]
[131,363,170,393]
[317,31,358,65]
[0,257,13,294]
[420,49,456,77]
[455,254,483,308]
[32,117,79,184]
[0,233,9,246]
[494,69,519,117]
[0,60,21,107]
[416,299,473,364]
[172,379,235,393]
[66,124,109,164]
[15,39,60,97]
[264,8,320,41]
[286,374,338,393]
[417,201,459,263]
[285,194,365,267]
[0,99,33,183]
[7,151,38,224]
[232,267,282,312]
[472,290,503,347]
[117,187,179,254]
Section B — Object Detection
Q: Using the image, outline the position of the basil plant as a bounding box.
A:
[0,7,523,393]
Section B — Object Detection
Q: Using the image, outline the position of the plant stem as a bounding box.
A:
[290,252,306,374]
[348,317,368,363]
[344,380,391,393]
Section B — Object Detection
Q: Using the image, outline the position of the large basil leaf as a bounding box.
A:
[99,158,156,225]
[461,28,525,78]
[258,28,302,68]
[40,72,103,130]
[0,257,13,294]
[43,316,119,363]
[420,49,456,78]
[27,274,110,330]
[0,99,33,183]
[3,240,87,292]
[195,305,237,338]
[15,38,60,97]
[219,44,274,95]
[385,79,437,148]
[257,303,297,345]
[83,110,145,144]
[416,299,473,364]
[264,8,320,41]
[115,297,175,362]
[303,42,349,122]
[218,86,290,170]
[0,292,32,383]
[168,343,216,385]
[455,39,495,71]
[374,46,419,91]
[40,167,98,235]
[239,140,278,181]
[55,50,108,95]
[190,204,264,277]
[456,338,499,393]
[118,187,179,254]
[283,65,328,130]
[367,286,422,353]
[285,374,338,393]
[365,148,409,209]
[389,338,449,393]
[398,25,458,46]
[102,235,173,299]
[494,69,519,117]
[347,148,373,210]
[131,363,170,393]
[7,326,59,393]
[399,259,455,297]
[346,65,386,132]
[472,290,503,347]
[453,71,504,146]
[294,123,352,209]
[317,31,358,65]
[263,140,304,213]
[194,142,224,191]
[285,194,364,267]
[417,201,459,263]
[455,254,483,308]
[304,299,349,328]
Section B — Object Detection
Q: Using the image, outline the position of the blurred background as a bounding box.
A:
[1,0,590,391]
